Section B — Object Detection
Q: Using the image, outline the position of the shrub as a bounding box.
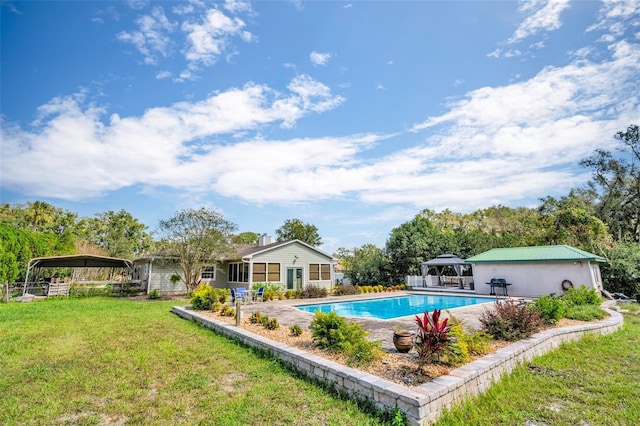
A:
[300,285,328,299]
[333,285,359,296]
[344,338,383,367]
[284,290,294,299]
[445,324,469,366]
[563,285,601,307]
[147,289,161,300]
[462,330,493,356]
[212,301,222,312]
[190,283,215,310]
[220,305,235,317]
[309,311,382,367]
[249,311,263,324]
[263,290,277,301]
[259,315,270,326]
[479,300,543,341]
[264,318,279,330]
[376,285,384,293]
[290,324,303,336]
[190,284,229,309]
[414,309,452,365]
[565,304,606,321]
[533,295,566,325]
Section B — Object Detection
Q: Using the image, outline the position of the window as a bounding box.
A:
[252,262,281,282]
[200,266,216,280]
[309,263,331,281]
[227,263,249,283]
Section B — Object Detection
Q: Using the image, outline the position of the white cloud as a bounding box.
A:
[509,0,571,44]
[156,71,171,79]
[310,51,332,66]
[490,0,570,58]
[223,0,253,14]
[117,7,175,65]
[0,76,345,200]
[182,8,252,67]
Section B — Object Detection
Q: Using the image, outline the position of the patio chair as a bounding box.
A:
[235,287,247,304]
[230,288,238,304]
[254,286,265,302]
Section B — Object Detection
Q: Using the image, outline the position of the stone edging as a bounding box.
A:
[171,306,623,426]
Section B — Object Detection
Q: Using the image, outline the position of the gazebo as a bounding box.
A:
[420,254,469,289]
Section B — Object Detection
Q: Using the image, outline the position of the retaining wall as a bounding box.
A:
[172,306,623,425]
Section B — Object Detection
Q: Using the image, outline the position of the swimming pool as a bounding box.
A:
[296,294,497,320]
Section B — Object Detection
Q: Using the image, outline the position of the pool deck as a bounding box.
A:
[232,291,504,351]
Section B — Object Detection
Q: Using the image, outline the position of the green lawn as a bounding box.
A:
[0,298,387,425]
[435,307,640,426]
[3,298,639,426]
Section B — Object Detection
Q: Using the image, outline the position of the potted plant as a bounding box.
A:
[392,326,413,353]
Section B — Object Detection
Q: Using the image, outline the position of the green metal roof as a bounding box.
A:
[466,245,606,263]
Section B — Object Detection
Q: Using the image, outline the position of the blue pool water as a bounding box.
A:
[296,294,497,320]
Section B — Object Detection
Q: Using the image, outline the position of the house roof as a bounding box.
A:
[466,245,606,263]
[134,239,336,263]
[237,239,336,261]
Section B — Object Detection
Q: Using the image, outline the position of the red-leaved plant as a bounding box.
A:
[415,309,452,366]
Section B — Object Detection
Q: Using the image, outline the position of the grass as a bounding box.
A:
[0,298,389,425]
[435,305,640,426]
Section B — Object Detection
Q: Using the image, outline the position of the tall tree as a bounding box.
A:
[340,244,390,286]
[385,214,453,282]
[275,219,322,246]
[232,231,260,245]
[580,124,640,242]
[0,201,77,235]
[76,210,152,259]
[156,207,237,292]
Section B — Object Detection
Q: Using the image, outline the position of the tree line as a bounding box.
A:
[336,125,640,297]
[0,200,320,291]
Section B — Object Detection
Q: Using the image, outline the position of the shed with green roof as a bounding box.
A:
[466,245,605,298]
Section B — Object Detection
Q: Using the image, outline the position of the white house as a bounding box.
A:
[132,238,337,294]
[466,245,605,298]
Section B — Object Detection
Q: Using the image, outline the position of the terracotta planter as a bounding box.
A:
[393,331,413,353]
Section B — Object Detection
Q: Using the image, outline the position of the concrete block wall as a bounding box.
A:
[172,306,622,425]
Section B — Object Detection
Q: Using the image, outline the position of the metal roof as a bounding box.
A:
[466,245,606,263]
[28,254,133,269]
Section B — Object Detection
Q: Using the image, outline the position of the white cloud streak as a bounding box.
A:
[117,7,175,65]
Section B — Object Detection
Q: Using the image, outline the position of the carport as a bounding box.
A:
[21,254,132,297]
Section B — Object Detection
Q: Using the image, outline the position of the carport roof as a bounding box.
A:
[466,245,606,263]
[28,254,132,269]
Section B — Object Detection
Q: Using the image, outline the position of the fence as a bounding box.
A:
[406,275,475,290]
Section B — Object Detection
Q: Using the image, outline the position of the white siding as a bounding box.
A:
[471,261,600,298]
[251,242,334,291]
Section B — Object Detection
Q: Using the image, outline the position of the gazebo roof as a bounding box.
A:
[421,254,467,267]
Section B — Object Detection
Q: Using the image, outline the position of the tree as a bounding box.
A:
[232,232,260,245]
[580,124,640,242]
[335,244,390,286]
[385,214,453,283]
[76,210,152,259]
[156,207,237,292]
[600,241,640,297]
[275,219,321,246]
[0,201,77,235]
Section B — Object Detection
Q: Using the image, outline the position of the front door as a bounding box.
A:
[286,267,303,290]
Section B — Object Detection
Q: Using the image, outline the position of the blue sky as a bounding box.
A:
[1,0,639,254]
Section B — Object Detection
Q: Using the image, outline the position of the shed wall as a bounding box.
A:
[471,261,600,297]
